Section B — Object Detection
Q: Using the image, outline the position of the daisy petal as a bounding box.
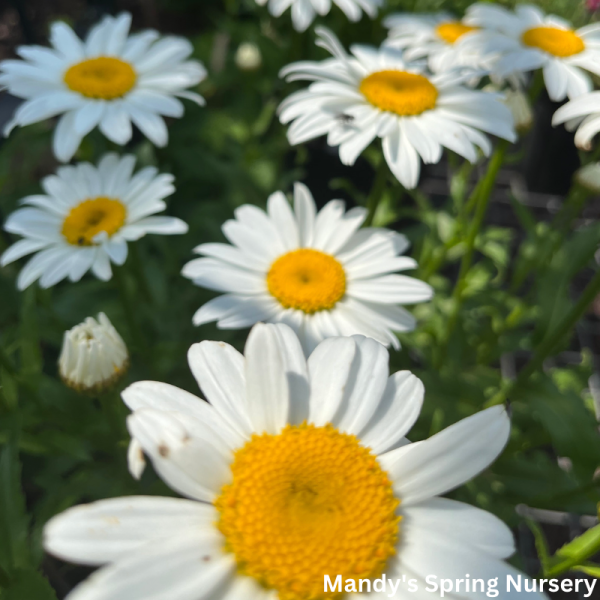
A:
[380,406,510,506]
[44,496,217,566]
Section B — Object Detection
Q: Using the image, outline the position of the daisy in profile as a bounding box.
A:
[0,13,206,162]
[466,3,600,101]
[1,153,187,289]
[383,12,492,74]
[255,0,383,33]
[278,28,516,189]
[43,323,547,600]
[182,182,432,353]
[552,91,600,150]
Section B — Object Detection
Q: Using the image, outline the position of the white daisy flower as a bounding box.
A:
[552,91,600,150]
[1,153,188,290]
[278,28,516,189]
[383,12,493,74]
[255,0,383,33]
[43,323,546,600]
[181,182,432,354]
[465,3,600,101]
[0,13,206,162]
[59,312,129,394]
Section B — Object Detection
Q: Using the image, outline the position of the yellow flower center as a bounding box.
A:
[64,57,136,99]
[435,21,478,44]
[216,423,400,600]
[62,197,127,246]
[360,71,438,117]
[267,249,346,313]
[521,26,585,58]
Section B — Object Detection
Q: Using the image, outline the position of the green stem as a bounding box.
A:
[0,346,16,376]
[434,141,509,368]
[130,244,154,304]
[98,390,126,444]
[113,265,148,365]
[510,185,590,293]
[528,69,545,105]
[363,160,389,227]
[486,267,600,407]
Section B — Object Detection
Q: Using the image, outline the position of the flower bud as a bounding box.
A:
[575,162,600,194]
[504,89,533,134]
[59,313,128,394]
[235,42,261,71]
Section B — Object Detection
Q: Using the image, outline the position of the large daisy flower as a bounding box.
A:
[181,182,432,354]
[465,3,600,101]
[1,153,187,289]
[278,28,516,189]
[43,323,546,600]
[0,13,206,162]
[552,91,600,150]
[383,12,493,74]
[255,0,383,33]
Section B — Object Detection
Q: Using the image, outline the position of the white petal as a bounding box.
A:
[348,274,433,304]
[293,182,316,247]
[64,534,234,600]
[181,258,265,294]
[100,103,133,145]
[187,341,253,439]
[127,408,232,503]
[244,323,293,434]
[267,191,300,251]
[121,380,240,450]
[403,497,515,560]
[44,496,217,566]
[1,238,50,266]
[333,335,389,436]
[53,111,83,162]
[308,337,356,426]
[359,370,424,455]
[127,105,168,146]
[380,406,510,506]
[127,438,146,480]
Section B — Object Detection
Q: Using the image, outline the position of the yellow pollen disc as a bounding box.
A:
[62,197,127,246]
[360,71,438,117]
[435,21,478,44]
[267,249,346,313]
[521,26,585,58]
[64,57,136,99]
[216,423,400,600]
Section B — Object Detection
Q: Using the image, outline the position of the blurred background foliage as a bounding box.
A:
[1,0,600,598]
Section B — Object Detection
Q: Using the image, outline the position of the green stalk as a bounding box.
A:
[113,265,149,365]
[486,267,600,407]
[0,346,16,376]
[510,185,590,293]
[363,160,389,227]
[434,141,509,368]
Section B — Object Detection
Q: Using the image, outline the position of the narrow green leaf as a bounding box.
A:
[0,425,30,574]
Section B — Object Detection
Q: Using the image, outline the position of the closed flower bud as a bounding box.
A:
[503,89,533,133]
[235,42,261,71]
[59,313,128,394]
[575,162,600,194]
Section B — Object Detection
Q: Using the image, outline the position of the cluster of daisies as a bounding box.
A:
[0,3,593,600]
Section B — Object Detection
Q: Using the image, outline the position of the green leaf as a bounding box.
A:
[0,425,31,574]
[573,562,600,578]
[543,524,600,578]
[526,519,552,573]
[0,568,58,600]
